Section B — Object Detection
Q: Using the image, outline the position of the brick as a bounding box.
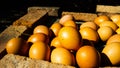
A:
[0,54,76,68]
[13,10,48,28]
[28,7,60,16]
[97,5,120,13]
[62,12,97,22]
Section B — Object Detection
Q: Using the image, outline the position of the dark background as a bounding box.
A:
[0,0,120,32]
[0,0,120,17]
[0,0,120,14]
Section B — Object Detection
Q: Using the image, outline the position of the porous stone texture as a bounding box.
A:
[13,10,48,28]
[62,12,97,22]
[0,54,75,68]
[28,7,60,16]
[97,5,120,13]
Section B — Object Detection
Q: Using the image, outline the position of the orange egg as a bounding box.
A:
[97,26,114,42]
[110,14,120,24]
[99,20,118,31]
[27,33,49,44]
[94,15,110,26]
[63,20,77,29]
[29,41,50,61]
[59,14,74,25]
[79,27,99,43]
[102,42,120,65]
[6,38,25,54]
[80,21,98,31]
[50,22,62,36]
[51,47,75,66]
[76,45,100,68]
[116,27,120,34]
[116,20,120,27]
[50,36,62,48]
[58,26,82,51]
[33,25,49,36]
[106,34,120,45]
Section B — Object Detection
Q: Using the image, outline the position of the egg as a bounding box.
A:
[99,20,118,31]
[79,27,99,43]
[29,41,50,61]
[102,42,120,65]
[27,33,49,44]
[58,26,82,51]
[97,26,114,42]
[59,14,74,25]
[51,47,75,66]
[6,38,26,54]
[94,15,110,26]
[110,14,120,23]
[80,21,98,31]
[33,25,49,36]
[76,45,100,68]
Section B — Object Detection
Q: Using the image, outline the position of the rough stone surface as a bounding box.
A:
[62,12,97,22]
[97,5,120,13]
[0,54,76,68]
[28,7,60,16]
[13,10,48,28]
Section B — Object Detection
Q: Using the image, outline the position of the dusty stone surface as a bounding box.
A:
[13,10,48,28]
[62,12,97,22]
[97,5,120,13]
[0,54,76,68]
[28,7,60,16]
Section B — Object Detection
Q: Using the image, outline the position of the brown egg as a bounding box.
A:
[99,20,118,31]
[33,25,49,36]
[110,14,120,23]
[80,22,98,31]
[79,27,99,43]
[50,22,63,36]
[59,14,74,25]
[58,26,82,51]
[102,42,120,65]
[97,26,114,42]
[29,41,50,61]
[76,45,100,68]
[27,33,49,44]
[106,34,120,45]
[51,47,75,66]
[6,38,25,54]
[94,15,110,26]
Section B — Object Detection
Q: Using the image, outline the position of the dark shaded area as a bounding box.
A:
[0,0,120,33]
[0,0,120,17]
[0,0,98,15]
[100,53,112,67]
[100,53,120,67]
[97,0,120,5]
[0,49,7,59]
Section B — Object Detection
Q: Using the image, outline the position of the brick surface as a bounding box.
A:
[28,7,60,16]
[97,5,120,13]
[13,10,48,28]
[62,12,97,22]
[0,54,76,68]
